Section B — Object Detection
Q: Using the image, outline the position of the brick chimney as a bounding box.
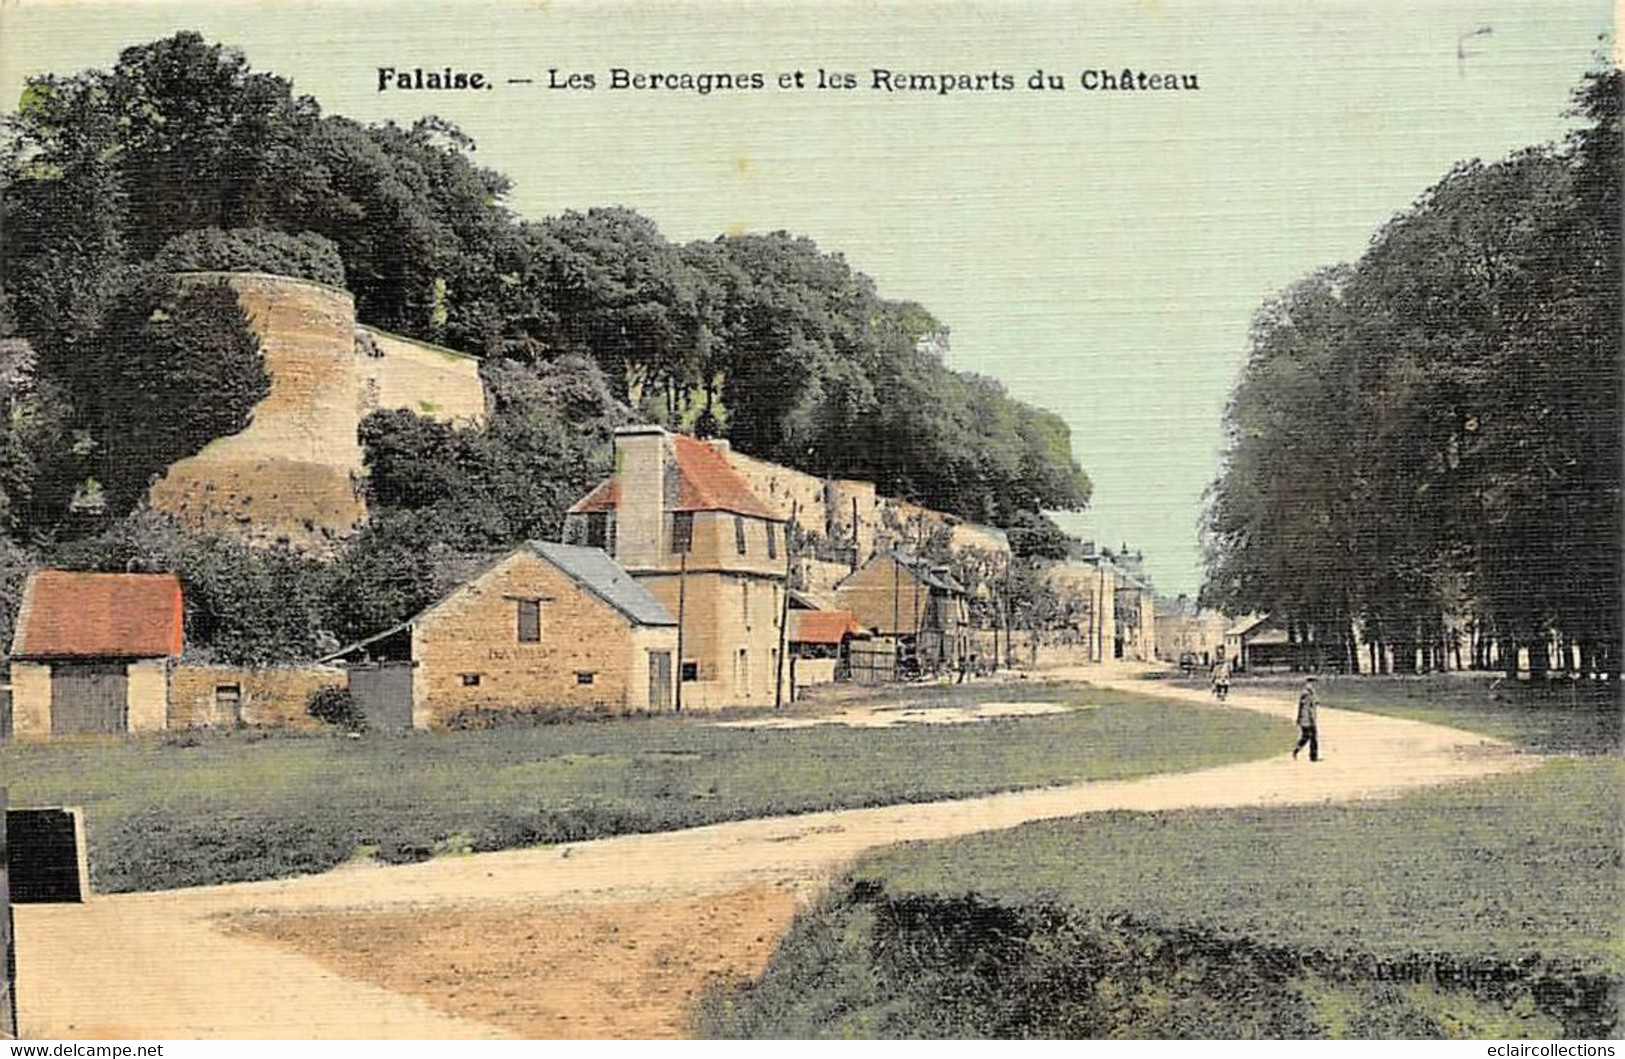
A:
[612,425,669,571]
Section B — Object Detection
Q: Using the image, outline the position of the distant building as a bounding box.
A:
[833,551,970,674]
[8,572,184,737]
[1225,613,1292,672]
[324,541,678,728]
[1154,594,1230,666]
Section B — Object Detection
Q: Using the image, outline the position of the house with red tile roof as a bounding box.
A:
[7,571,184,737]
[563,425,792,709]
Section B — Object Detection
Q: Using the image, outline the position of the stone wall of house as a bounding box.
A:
[411,552,675,726]
[1045,561,1116,663]
[7,661,49,738]
[126,659,168,733]
[639,570,786,711]
[357,326,486,427]
[149,272,368,552]
[169,664,342,729]
[834,555,933,637]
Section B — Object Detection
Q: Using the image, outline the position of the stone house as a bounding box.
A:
[323,541,678,728]
[1154,594,1231,666]
[832,551,970,674]
[563,426,791,710]
[1225,613,1294,672]
[7,571,184,737]
[1044,557,1118,664]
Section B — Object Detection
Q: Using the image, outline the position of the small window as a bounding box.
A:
[741,581,750,624]
[585,511,608,550]
[516,599,541,643]
[460,673,482,687]
[576,671,595,686]
[681,661,699,682]
[766,522,778,560]
[735,515,748,555]
[671,512,694,554]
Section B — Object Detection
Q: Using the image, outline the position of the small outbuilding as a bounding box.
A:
[322,541,679,729]
[1225,613,1293,672]
[833,550,969,675]
[787,607,871,690]
[7,571,184,737]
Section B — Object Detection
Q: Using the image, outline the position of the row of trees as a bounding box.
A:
[1200,65,1620,677]
[0,33,1090,540]
[0,32,1092,662]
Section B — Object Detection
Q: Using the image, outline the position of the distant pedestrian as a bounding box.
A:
[1293,675,1320,761]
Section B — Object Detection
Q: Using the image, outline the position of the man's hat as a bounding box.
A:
[1305,675,1318,682]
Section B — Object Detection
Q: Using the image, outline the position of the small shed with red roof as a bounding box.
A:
[7,571,184,738]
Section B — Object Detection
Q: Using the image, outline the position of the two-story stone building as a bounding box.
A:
[563,426,791,710]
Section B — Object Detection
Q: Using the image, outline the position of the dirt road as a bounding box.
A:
[13,670,1537,1038]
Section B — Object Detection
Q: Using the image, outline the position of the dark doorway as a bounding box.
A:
[348,662,414,731]
[51,662,128,735]
[648,650,672,710]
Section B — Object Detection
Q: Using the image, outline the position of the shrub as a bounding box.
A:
[155,227,347,287]
[307,685,365,732]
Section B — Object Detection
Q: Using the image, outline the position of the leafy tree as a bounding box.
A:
[154,227,346,287]
[66,272,269,521]
[1005,510,1071,560]
[1202,63,1621,677]
[48,509,330,665]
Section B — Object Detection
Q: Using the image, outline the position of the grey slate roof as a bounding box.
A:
[529,541,676,626]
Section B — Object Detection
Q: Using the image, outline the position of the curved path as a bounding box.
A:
[14,669,1538,1038]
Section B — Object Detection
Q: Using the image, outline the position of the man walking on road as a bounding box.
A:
[1293,675,1320,761]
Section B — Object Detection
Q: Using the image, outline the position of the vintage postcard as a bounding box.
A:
[0,0,1618,1044]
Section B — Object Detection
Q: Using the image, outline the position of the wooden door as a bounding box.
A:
[648,651,672,711]
[348,662,414,731]
[51,662,128,735]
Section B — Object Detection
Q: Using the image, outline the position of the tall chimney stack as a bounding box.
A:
[611,425,668,571]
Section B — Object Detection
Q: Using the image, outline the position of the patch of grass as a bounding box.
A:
[1168,672,1621,755]
[702,759,1621,1039]
[0,683,1289,893]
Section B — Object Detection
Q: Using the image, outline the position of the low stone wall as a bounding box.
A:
[169,663,343,730]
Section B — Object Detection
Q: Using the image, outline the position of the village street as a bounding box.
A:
[13,669,1539,1039]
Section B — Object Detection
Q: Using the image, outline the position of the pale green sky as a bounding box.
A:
[2,0,1612,594]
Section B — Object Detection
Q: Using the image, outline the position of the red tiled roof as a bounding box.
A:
[789,609,870,645]
[670,435,776,519]
[566,434,778,520]
[11,571,184,660]
[567,477,619,515]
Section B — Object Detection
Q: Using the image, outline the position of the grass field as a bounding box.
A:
[0,682,1290,893]
[1169,671,1620,755]
[700,757,1622,1039]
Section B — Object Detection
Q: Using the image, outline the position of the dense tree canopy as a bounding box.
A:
[1201,64,1621,677]
[0,32,1093,660]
